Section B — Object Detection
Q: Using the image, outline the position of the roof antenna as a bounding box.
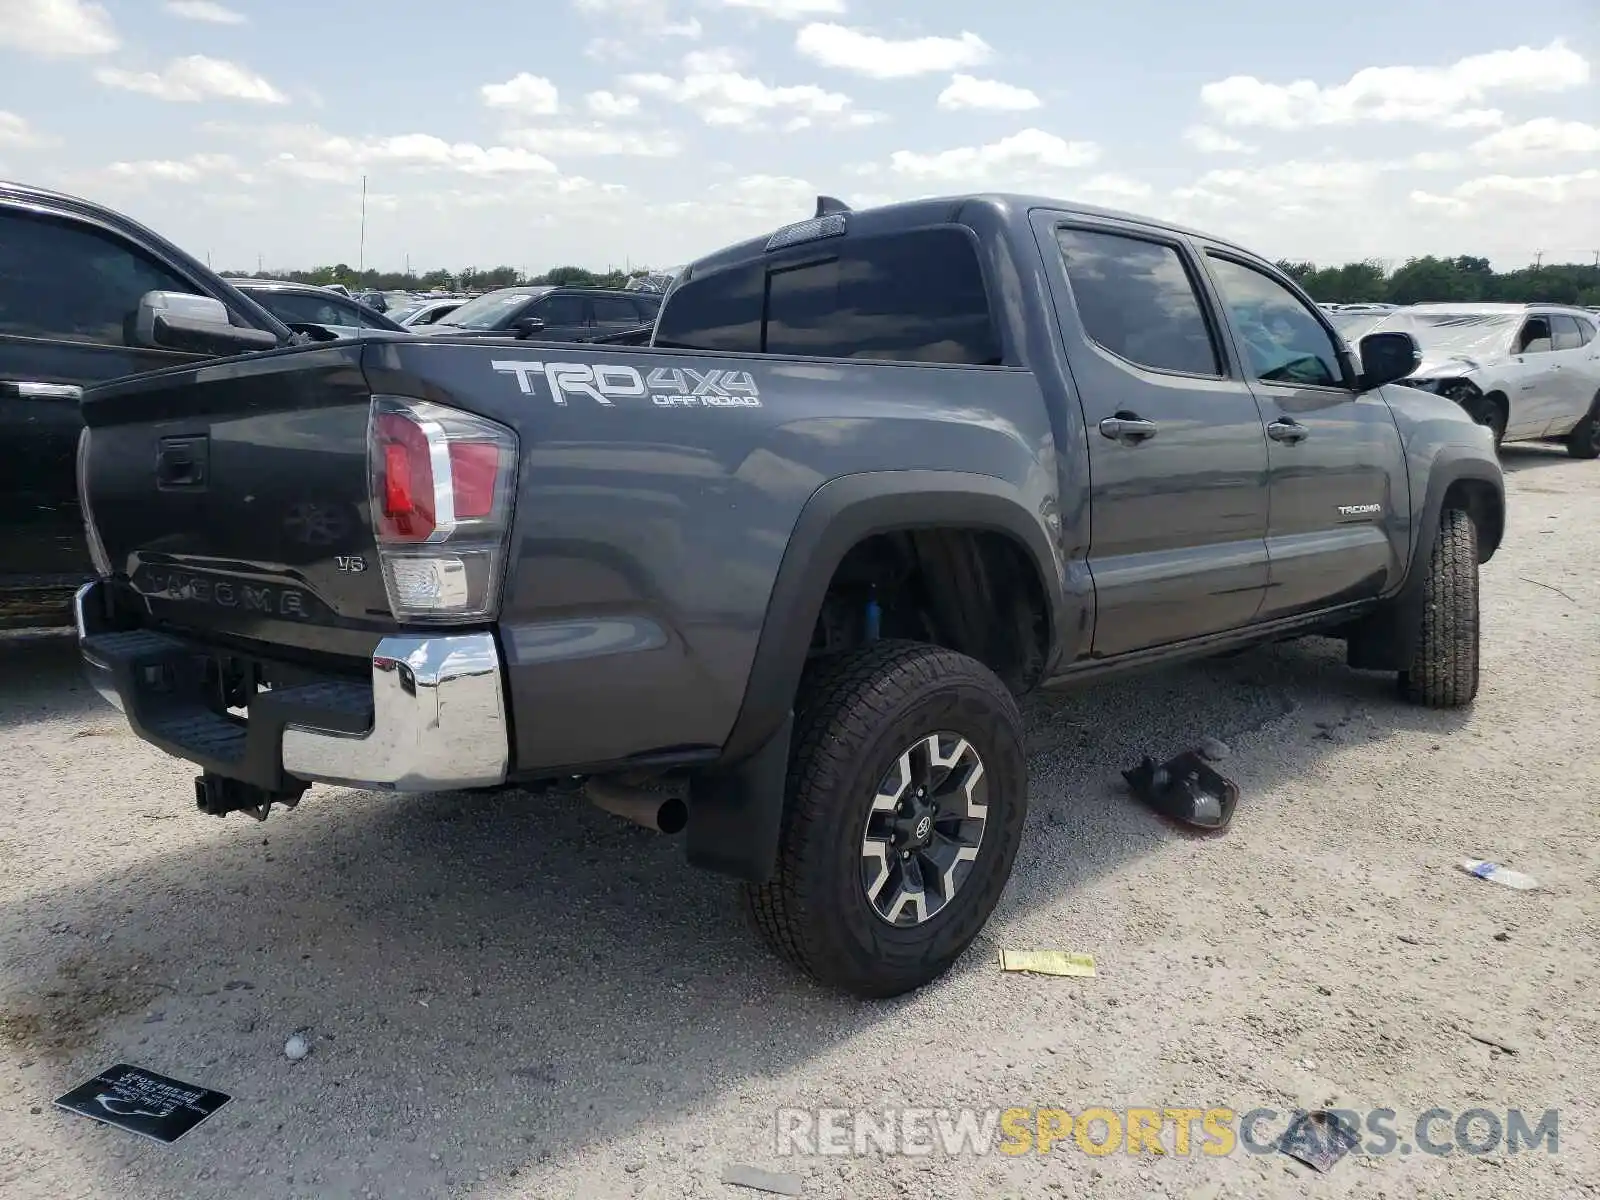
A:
[814,195,851,218]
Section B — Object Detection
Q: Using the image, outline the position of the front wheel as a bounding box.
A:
[1398,508,1480,708]
[1456,392,1506,451]
[743,641,1028,998]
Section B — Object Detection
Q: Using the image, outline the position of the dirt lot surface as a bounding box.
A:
[1,445,1595,1200]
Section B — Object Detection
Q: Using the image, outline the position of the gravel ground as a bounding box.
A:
[1,445,1595,1200]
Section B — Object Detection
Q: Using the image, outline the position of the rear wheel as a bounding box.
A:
[1398,508,1480,708]
[743,641,1028,998]
[1565,396,1600,460]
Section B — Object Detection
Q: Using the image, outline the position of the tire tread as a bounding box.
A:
[1400,507,1479,707]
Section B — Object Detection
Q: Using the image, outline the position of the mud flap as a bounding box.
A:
[685,711,793,883]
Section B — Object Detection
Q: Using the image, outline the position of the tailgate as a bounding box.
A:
[81,344,396,659]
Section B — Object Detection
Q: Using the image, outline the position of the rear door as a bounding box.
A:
[0,204,211,582]
[1199,250,1409,619]
[1031,213,1270,656]
[1546,314,1595,434]
[590,293,647,336]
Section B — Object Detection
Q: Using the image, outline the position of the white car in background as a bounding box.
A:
[391,297,464,328]
[1331,303,1600,458]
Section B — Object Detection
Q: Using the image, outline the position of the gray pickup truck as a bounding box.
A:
[75,193,1504,998]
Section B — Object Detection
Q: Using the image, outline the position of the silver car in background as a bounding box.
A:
[1331,303,1600,457]
[391,297,464,328]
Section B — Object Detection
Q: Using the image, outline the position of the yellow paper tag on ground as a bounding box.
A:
[998,950,1097,978]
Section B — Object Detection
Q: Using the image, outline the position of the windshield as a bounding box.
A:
[1346,311,1519,361]
[435,290,537,329]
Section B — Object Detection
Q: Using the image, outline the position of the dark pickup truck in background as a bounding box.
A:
[75,192,1504,998]
[0,182,302,629]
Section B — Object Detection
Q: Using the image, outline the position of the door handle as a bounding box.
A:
[1099,414,1158,444]
[0,380,84,401]
[156,435,209,489]
[1267,418,1309,444]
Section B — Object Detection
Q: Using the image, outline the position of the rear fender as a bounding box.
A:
[686,470,1063,882]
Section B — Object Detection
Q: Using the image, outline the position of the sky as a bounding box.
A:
[0,0,1596,276]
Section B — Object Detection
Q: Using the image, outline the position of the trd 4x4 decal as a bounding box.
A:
[491,360,761,408]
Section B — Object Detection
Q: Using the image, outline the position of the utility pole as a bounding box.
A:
[406,251,411,278]
[1591,249,1598,268]
[358,175,367,275]
[1533,249,1543,270]
[257,252,263,274]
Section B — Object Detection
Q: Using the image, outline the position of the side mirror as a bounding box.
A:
[512,316,546,338]
[134,291,279,356]
[1357,330,1421,390]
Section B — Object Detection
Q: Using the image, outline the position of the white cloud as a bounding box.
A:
[1075,174,1154,204]
[255,126,560,183]
[795,23,991,79]
[1201,39,1589,129]
[716,0,846,17]
[1171,160,1388,227]
[573,0,701,38]
[0,0,117,56]
[585,90,640,118]
[889,128,1100,181]
[937,74,1040,112]
[163,1,246,24]
[1411,168,1600,215]
[508,124,681,156]
[95,55,287,104]
[106,152,242,183]
[480,73,559,116]
[1409,150,1463,171]
[624,48,873,129]
[1471,118,1600,161]
[0,111,54,149]
[1183,125,1256,154]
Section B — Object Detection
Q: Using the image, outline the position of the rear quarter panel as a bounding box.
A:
[362,338,1057,772]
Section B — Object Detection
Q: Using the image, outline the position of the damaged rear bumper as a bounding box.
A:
[74,581,509,793]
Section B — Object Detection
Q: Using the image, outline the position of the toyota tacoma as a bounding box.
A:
[75,193,1505,998]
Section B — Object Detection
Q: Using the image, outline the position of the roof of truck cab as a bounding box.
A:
[680,192,1273,277]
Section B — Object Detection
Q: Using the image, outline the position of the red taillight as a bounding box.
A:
[374,411,437,541]
[367,396,518,623]
[449,441,500,520]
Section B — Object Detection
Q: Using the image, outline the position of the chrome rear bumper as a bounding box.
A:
[75,581,508,792]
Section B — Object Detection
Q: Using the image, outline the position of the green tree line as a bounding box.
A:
[1276,256,1600,307]
[224,254,1600,307]
[219,263,648,292]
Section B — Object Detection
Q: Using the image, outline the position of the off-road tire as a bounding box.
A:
[1398,508,1480,707]
[743,640,1028,999]
[1565,396,1600,460]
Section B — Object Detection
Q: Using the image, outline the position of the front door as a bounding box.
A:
[0,206,207,583]
[1505,315,1560,438]
[523,293,591,342]
[1199,251,1409,620]
[1034,215,1270,657]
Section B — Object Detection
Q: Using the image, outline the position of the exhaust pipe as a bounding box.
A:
[584,777,688,835]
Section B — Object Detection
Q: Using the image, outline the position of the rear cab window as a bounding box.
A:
[1053,227,1221,377]
[653,226,1001,365]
